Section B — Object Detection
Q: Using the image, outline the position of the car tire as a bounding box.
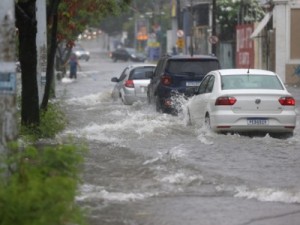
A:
[269,132,293,139]
[119,93,129,105]
[155,96,162,113]
[186,108,192,126]
[204,114,211,130]
[147,91,151,104]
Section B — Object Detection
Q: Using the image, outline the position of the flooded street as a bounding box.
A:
[56,40,300,225]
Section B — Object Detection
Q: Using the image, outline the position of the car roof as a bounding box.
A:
[213,68,277,76]
[128,63,156,69]
[165,54,218,60]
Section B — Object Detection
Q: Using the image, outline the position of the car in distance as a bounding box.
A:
[110,48,146,62]
[186,68,297,138]
[111,64,156,105]
[147,54,220,114]
[72,44,90,61]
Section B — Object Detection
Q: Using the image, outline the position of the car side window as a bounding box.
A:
[119,68,129,81]
[197,75,211,94]
[205,76,215,93]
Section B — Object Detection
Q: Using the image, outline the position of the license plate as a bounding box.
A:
[186,81,201,87]
[247,118,269,125]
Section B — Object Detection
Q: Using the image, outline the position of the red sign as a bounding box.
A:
[236,24,254,68]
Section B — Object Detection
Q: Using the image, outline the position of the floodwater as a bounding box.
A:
[56,40,300,225]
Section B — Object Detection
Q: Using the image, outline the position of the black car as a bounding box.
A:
[147,54,221,114]
[110,48,146,62]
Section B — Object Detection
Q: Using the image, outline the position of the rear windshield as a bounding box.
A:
[129,67,155,79]
[221,75,284,90]
[167,59,220,76]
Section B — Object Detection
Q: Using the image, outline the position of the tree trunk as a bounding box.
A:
[16,0,40,127]
[41,0,60,111]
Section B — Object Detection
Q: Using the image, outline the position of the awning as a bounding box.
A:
[250,11,273,39]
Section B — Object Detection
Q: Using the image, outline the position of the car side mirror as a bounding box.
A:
[111,77,119,82]
[145,71,154,79]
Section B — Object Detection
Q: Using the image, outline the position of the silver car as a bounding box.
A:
[111,64,156,105]
[186,69,297,137]
[72,44,90,61]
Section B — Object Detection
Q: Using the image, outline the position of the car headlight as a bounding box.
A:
[131,54,136,58]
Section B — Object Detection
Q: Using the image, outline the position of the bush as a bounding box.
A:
[20,101,67,141]
[0,142,87,225]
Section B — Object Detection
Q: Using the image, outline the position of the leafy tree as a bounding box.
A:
[41,0,132,110]
[216,0,264,41]
[15,0,132,130]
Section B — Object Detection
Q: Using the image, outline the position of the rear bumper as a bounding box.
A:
[123,90,147,105]
[210,111,297,133]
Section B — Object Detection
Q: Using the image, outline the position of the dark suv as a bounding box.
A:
[147,54,220,114]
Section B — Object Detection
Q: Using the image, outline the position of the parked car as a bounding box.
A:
[111,64,156,105]
[72,44,90,61]
[147,54,220,114]
[110,48,146,62]
[186,68,297,138]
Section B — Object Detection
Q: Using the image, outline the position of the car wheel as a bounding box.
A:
[204,114,211,130]
[155,96,162,113]
[147,91,151,104]
[113,57,117,62]
[269,132,293,139]
[186,107,192,126]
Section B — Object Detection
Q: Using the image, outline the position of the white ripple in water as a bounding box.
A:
[64,122,122,143]
[234,186,300,204]
[76,184,157,202]
[66,92,112,106]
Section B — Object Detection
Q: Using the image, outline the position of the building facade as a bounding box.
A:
[253,0,300,84]
[274,0,300,84]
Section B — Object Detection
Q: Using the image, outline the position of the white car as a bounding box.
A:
[72,44,90,61]
[111,64,156,105]
[186,69,297,137]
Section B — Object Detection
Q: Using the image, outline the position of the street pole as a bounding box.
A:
[171,0,178,52]
[190,0,194,56]
[0,0,17,152]
[212,0,217,55]
[36,0,47,105]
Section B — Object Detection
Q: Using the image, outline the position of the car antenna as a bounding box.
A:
[247,64,250,74]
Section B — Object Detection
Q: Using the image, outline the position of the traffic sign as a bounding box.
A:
[177,29,184,38]
[208,35,219,44]
[176,38,184,49]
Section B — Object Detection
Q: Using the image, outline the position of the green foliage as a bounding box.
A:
[20,101,67,141]
[0,143,87,225]
[217,0,265,40]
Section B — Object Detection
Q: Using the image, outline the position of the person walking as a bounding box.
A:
[67,54,81,79]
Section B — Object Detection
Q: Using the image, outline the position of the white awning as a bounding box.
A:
[250,11,273,39]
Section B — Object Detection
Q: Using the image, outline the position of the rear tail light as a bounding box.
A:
[161,75,172,86]
[215,96,237,105]
[278,96,295,106]
[125,80,134,88]
[163,99,172,107]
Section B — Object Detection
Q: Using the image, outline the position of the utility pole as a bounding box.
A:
[0,0,17,152]
[36,0,47,105]
[212,0,217,55]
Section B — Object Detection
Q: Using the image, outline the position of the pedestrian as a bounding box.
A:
[66,53,81,79]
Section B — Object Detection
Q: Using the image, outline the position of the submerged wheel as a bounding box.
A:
[155,96,162,113]
[204,114,211,130]
[186,108,192,126]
